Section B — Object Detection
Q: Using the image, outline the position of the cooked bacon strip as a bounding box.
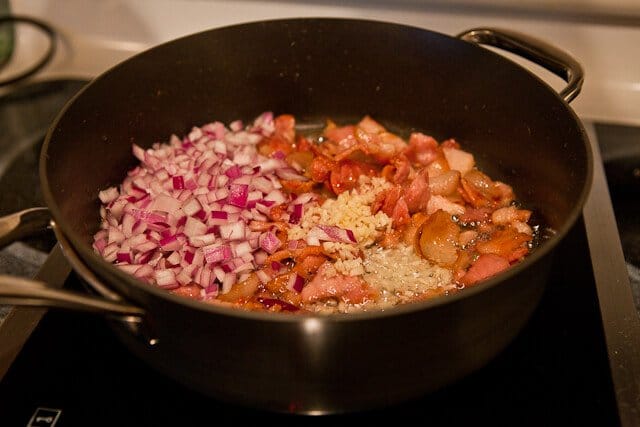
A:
[475,227,532,260]
[459,254,510,286]
[403,168,431,213]
[416,209,460,267]
[403,132,439,166]
[301,263,378,304]
[329,160,377,194]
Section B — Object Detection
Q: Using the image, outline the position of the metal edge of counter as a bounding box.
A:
[0,244,70,380]
[582,122,640,427]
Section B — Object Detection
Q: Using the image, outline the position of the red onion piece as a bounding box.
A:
[271,261,282,272]
[289,204,303,224]
[256,269,271,285]
[99,187,119,204]
[287,273,305,293]
[131,209,167,225]
[228,184,249,207]
[155,270,179,289]
[221,272,236,293]
[159,235,181,251]
[275,167,309,181]
[173,176,184,189]
[259,231,281,254]
[203,244,232,264]
[183,217,207,237]
[225,165,243,179]
[219,222,245,240]
[307,225,358,244]
[205,283,219,296]
[116,252,132,264]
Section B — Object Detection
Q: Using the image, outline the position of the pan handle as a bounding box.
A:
[0,209,157,345]
[0,274,145,319]
[457,28,584,103]
[0,207,51,249]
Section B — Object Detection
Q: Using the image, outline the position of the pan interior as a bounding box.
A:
[41,18,590,300]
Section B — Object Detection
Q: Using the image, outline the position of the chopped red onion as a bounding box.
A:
[307,225,358,244]
[183,217,207,237]
[219,222,245,240]
[275,167,309,181]
[232,241,253,258]
[182,198,202,216]
[289,204,303,224]
[221,272,236,293]
[159,235,181,251]
[93,113,322,299]
[259,231,281,254]
[155,270,178,289]
[271,261,282,272]
[99,187,119,204]
[287,273,305,293]
[189,233,217,247]
[228,184,249,207]
[203,244,232,264]
[172,175,185,189]
[116,252,132,264]
[205,283,219,296]
[256,269,271,285]
[225,165,243,179]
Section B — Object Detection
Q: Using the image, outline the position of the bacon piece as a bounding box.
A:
[285,150,314,172]
[458,207,492,224]
[493,181,516,207]
[256,115,297,157]
[280,179,315,194]
[376,132,407,162]
[403,168,431,213]
[426,154,451,178]
[256,297,300,312]
[274,114,296,143]
[440,138,461,150]
[476,227,532,260]
[293,254,329,279]
[443,146,474,175]
[491,206,532,225]
[309,155,337,183]
[427,195,465,216]
[357,115,386,134]
[460,254,510,286]
[417,209,460,267]
[217,273,260,302]
[391,197,410,227]
[403,132,439,166]
[324,123,357,148]
[460,170,515,208]
[301,263,378,304]
[329,160,377,195]
[429,170,460,196]
[171,285,201,299]
[389,154,412,184]
[381,185,402,217]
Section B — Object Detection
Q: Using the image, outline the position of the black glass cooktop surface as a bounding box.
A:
[0,219,620,426]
